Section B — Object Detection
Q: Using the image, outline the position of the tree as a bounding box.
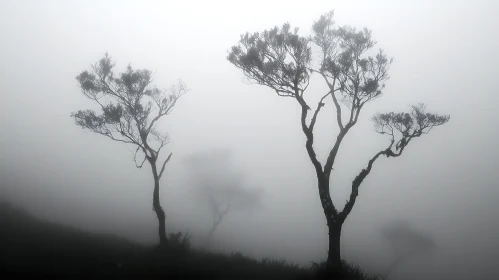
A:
[227,11,449,275]
[71,53,187,248]
[182,149,263,247]
[379,220,436,278]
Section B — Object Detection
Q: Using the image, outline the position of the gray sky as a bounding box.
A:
[1,0,498,279]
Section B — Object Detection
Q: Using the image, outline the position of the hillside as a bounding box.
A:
[0,201,379,279]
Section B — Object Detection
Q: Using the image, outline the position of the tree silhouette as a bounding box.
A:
[228,11,449,275]
[71,53,186,248]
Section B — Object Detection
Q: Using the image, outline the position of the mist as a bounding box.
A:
[1,0,498,279]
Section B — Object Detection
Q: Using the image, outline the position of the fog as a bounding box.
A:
[1,0,498,279]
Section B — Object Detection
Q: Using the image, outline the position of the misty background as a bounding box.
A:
[1,0,498,279]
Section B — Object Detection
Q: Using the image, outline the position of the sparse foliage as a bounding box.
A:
[72,53,187,247]
[372,103,450,155]
[228,10,449,275]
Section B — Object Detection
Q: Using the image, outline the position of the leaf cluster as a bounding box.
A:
[372,103,450,156]
[228,23,312,97]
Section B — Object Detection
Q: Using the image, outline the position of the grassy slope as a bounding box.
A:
[0,202,380,279]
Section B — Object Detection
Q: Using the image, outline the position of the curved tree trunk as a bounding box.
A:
[151,162,168,248]
[317,177,346,277]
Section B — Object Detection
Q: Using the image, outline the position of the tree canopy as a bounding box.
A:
[72,53,186,175]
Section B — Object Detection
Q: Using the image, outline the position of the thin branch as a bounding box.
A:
[158,152,173,179]
[309,91,331,131]
[154,131,170,156]
[134,146,147,168]
[318,71,344,131]
[146,84,187,135]
[105,133,137,145]
[220,204,230,220]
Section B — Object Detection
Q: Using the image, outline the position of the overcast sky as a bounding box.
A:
[1,1,498,279]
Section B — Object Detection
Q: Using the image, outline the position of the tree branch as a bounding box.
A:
[158,152,173,179]
[340,103,450,222]
[317,71,344,130]
[309,91,331,132]
[323,131,347,177]
[146,82,187,135]
[339,148,387,221]
[298,96,323,176]
[134,146,147,168]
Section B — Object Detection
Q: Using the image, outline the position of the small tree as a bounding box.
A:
[380,220,436,278]
[71,53,187,248]
[228,11,449,275]
[206,193,231,245]
[182,149,263,246]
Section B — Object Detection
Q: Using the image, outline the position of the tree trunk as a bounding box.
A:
[206,223,217,248]
[151,162,168,248]
[317,177,346,278]
[326,221,344,275]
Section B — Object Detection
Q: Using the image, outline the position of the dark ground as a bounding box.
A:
[0,201,382,279]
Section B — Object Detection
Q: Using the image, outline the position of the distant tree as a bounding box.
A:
[206,193,230,245]
[182,149,263,246]
[227,11,449,276]
[380,220,436,278]
[71,53,187,248]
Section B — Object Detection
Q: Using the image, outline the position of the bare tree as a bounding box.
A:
[71,53,187,248]
[182,149,263,247]
[380,220,436,278]
[207,194,231,244]
[227,11,449,275]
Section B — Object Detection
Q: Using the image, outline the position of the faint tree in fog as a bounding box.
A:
[182,149,263,247]
[380,220,436,278]
[206,194,230,245]
[71,53,187,248]
[228,10,449,276]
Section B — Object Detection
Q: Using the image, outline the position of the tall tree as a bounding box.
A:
[71,54,186,248]
[228,11,449,275]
